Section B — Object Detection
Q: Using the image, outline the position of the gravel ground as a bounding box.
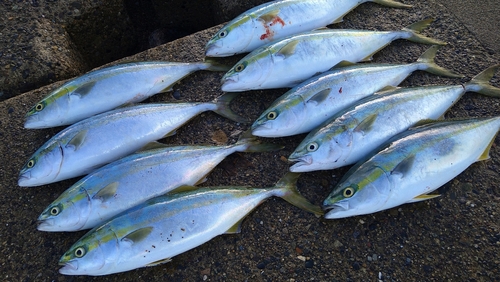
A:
[1,0,499,281]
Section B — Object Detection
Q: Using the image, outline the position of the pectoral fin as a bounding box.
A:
[71,81,97,97]
[354,114,377,135]
[406,193,440,203]
[307,88,331,105]
[122,227,153,244]
[225,219,245,234]
[276,40,299,59]
[93,182,118,202]
[390,155,415,177]
[66,130,88,151]
[258,10,280,23]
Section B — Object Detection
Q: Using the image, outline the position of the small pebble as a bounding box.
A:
[305,260,314,268]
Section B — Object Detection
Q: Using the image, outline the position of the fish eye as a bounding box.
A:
[219,30,228,38]
[35,103,44,111]
[235,63,245,72]
[27,159,35,168]
[50,206,60,216]
[343,187,355,198]
[266,111,278,120]
[74,247,86,258]
[307,142,318,152]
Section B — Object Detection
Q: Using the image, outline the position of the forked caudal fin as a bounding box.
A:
[402,18,446,45]
[212,92,248,123]
[273,173,324,216]
[417,45,464,78]
[464,65,500,97]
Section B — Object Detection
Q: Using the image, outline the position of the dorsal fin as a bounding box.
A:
[122,227,153,243]
[66,130,88,150]
[93,182,118,201]
[307,88,331,104]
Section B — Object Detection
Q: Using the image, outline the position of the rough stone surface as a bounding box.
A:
[1,0,500,281]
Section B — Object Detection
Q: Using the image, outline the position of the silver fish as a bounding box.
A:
[58,173,323,275]
[289,65,500,172]
[251,45,462,137]
[221,18,445,92]
[323,117,500,219]
[18,93,245,187]
[24,60,228,129]
[206,0,411,57]
[37,132,282,232]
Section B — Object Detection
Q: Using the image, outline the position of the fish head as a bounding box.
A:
[289,122,353,172]
[251,95,307,137]
[221,48,273,91]
[323,165,392,219]
[18,142,63,187]
[37,183,92,232]
[205,15,255,57]
[59,225,119,275]
[24,85,73,129]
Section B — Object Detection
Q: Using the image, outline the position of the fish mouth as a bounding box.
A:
[220,77,240,92]
[37,219,53,231]
[288,155,312,172]
[17,173,32,187]
[250,122,273,137]
[205,42,224,57]
[323,201,351,219]
[59,260,78,275]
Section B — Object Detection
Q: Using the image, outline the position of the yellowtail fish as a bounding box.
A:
[221,18,445,92]
[18,93,245,187]
[37,132,282,231]
[58,173,323,275]
[289,65,500,172]
[206,0,412,57]
[25,60,228,128]
[251,45,462,137]
[323,117,500,219]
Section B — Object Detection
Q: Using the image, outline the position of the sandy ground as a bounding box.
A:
[1,0,499,281]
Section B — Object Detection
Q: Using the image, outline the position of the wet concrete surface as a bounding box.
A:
[1,0,499,281]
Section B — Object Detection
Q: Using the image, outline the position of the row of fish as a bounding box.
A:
[18,0,500,276]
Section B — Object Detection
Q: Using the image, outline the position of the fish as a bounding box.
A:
[205,0,412,57]
[289,65,500,172]
[24,60,229,129]
[18,93,246,187]
[323,116,500,219]
[58,173,323,275]
[37,132,283,232]
[220,18,445,92]
[251,45,463,137]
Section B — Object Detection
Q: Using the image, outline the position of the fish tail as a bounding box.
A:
[213,93,249,123]
[371,0,412,8]
[273,173,324,216]
[402,18,447,45]
[235,129,284,152]
[465,65,500,97]
[202,58,231,72]
[416,45,464,78]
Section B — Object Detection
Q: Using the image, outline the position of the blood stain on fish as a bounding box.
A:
[260,16,286,41]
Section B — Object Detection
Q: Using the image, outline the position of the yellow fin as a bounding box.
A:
[146,257,172,267]
[93,182,118,201]
[163,130,177,138]
[170,185,199,194]
[406,193,440,203]
[277,40,299,59]
[378,85,400,93]
[258,9,280,23]
[225,219,244,234]
[66,130,88,151]
[122,226,153,243]
[477,132,498,161]
[137,141,171,152]
[413,119,439,127]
